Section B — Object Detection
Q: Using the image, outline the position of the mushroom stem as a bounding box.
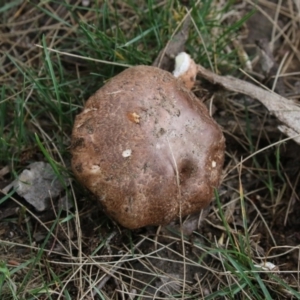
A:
[173,52,197,90]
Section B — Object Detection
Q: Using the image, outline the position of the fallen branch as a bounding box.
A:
[196,64,300,145]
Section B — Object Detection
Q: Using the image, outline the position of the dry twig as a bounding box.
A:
[196,64,300,144]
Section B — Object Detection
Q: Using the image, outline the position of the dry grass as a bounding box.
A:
[0,0,300,299]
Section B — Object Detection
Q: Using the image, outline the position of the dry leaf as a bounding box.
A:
[3,162,67,211]
[0,166,10,178]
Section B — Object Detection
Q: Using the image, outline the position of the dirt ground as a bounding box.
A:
[0,1,300,299]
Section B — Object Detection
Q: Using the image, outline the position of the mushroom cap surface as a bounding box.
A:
[71,65,225,229]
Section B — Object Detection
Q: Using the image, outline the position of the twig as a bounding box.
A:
[196,64,300,144]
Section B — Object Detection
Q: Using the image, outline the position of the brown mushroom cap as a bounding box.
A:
[71,65,225,229]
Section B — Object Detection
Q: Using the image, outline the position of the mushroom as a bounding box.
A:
[71,53,225,229]
[173,52,198,89]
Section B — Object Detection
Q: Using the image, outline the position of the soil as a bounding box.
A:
[1,1,300,299]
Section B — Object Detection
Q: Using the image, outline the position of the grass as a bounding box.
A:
[1,0,300,299]
[0,0,247,166]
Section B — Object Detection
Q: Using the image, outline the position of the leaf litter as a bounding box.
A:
[0,1,300,299]
[3,162,69,212]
